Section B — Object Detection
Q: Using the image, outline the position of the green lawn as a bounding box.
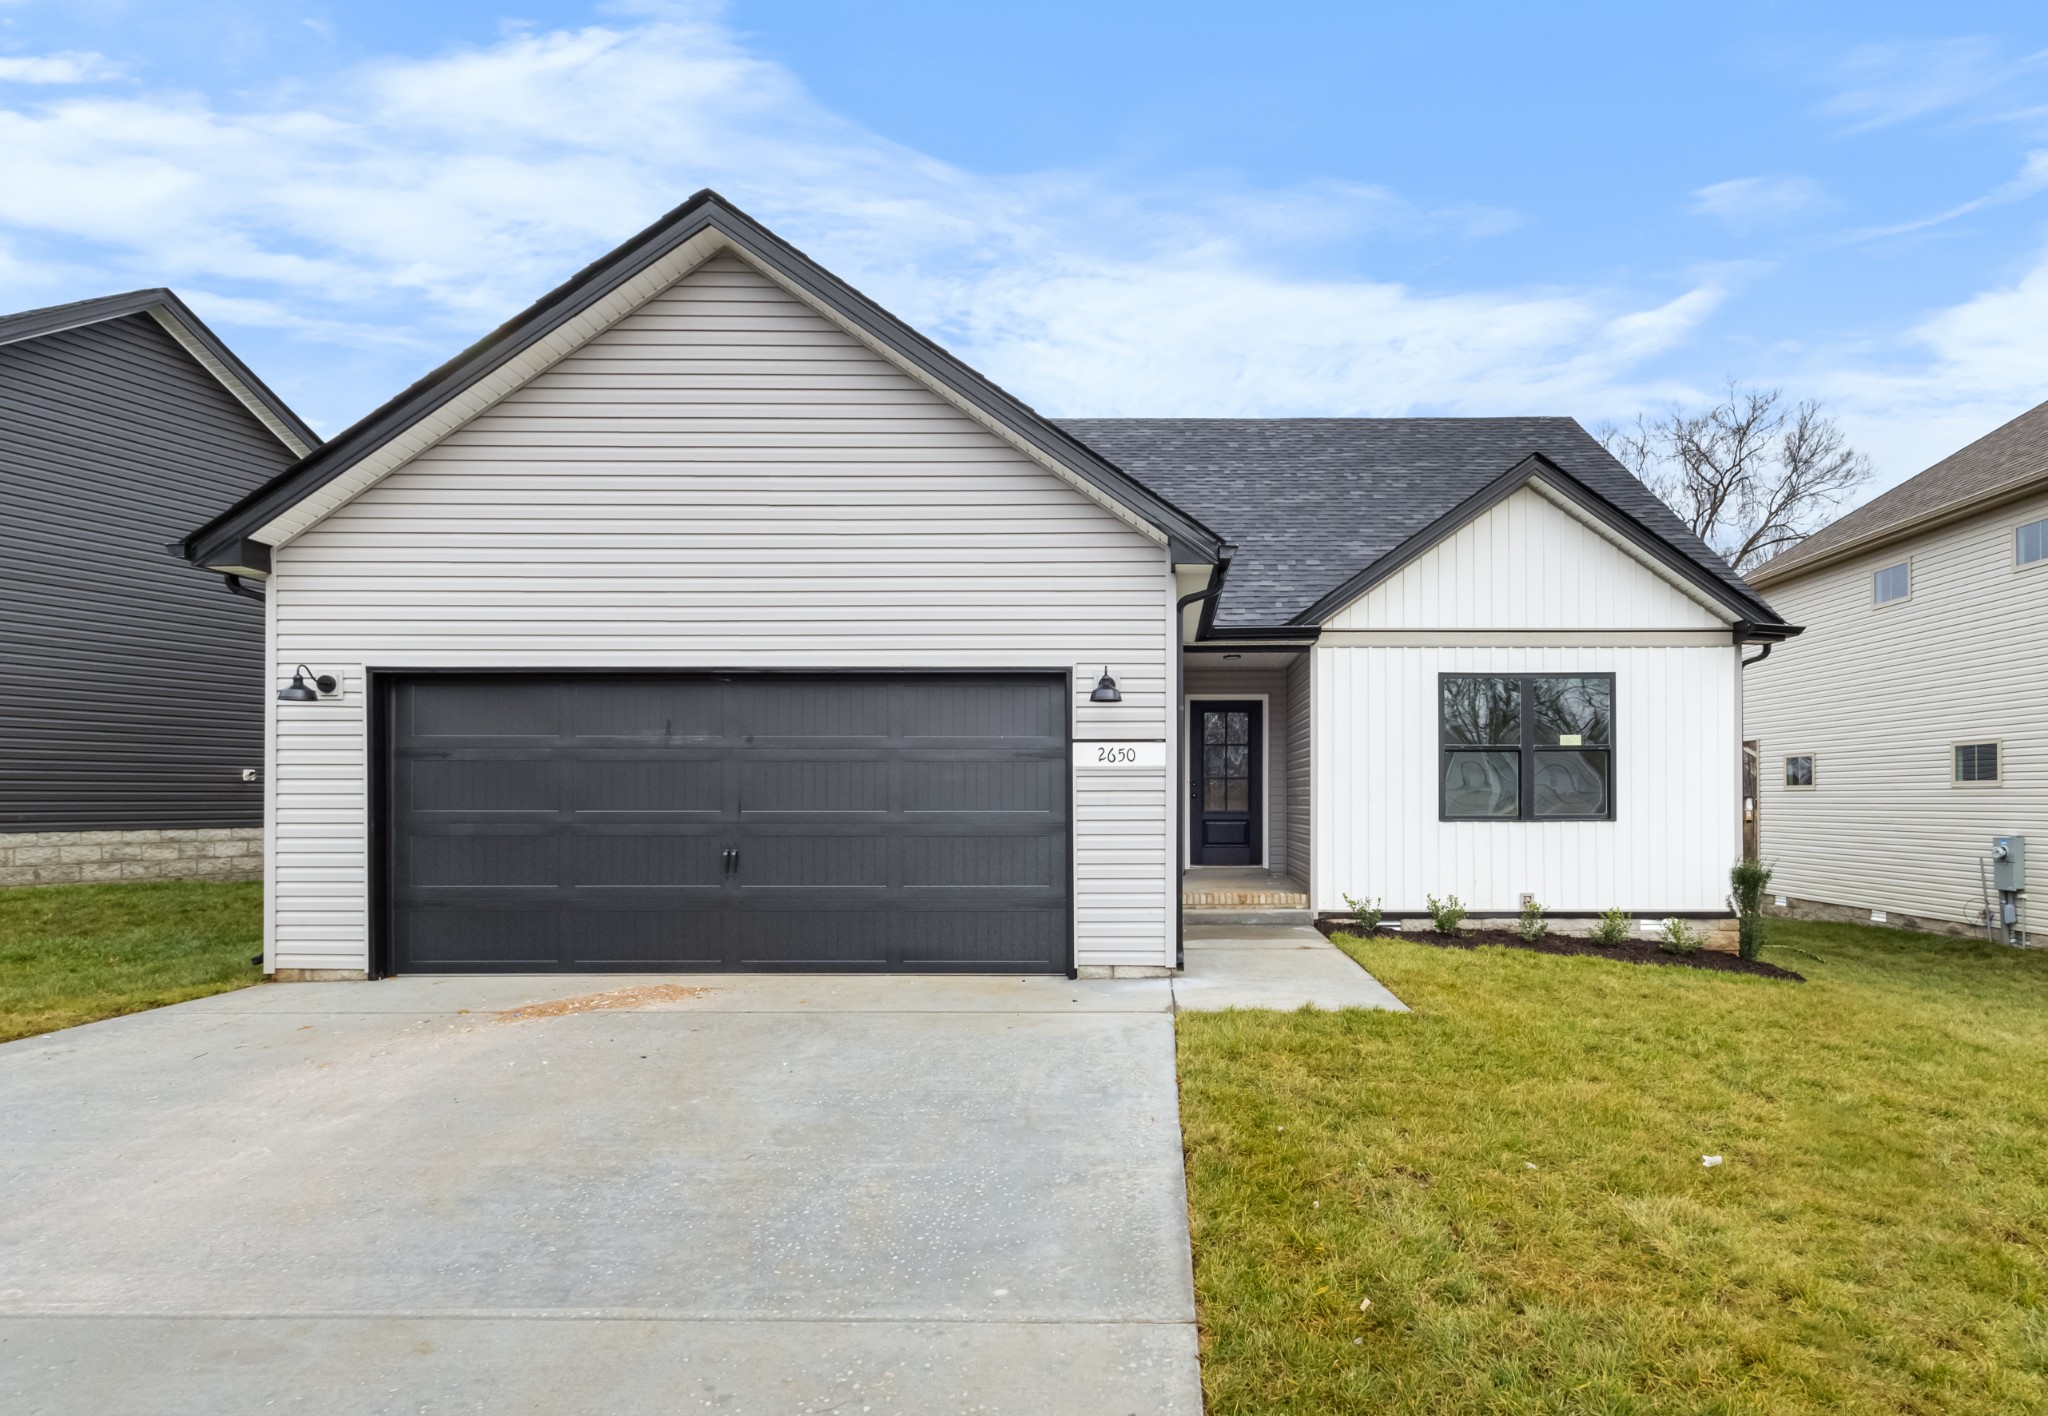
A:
[1178,921,2048,1414]
[0,881,263,1043]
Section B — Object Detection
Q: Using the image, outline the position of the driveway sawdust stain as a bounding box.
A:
[493,983,709,1022]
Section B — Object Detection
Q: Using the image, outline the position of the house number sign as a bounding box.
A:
[1077,740,1166,769]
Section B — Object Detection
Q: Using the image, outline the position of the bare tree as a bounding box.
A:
[1598,383,1872,573]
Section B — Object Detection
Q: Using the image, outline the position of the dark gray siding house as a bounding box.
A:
[0,290,315,886]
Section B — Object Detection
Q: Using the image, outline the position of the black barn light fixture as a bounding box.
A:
[278,664,337,702]
[1089,666,1122,703]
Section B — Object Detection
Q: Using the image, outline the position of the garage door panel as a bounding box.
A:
[398,907,561,969]
[566,680,723,740]
[900,834,1063,888]
[386,674,1069,974]
[899,756,1065,813]
[727,680,891,739]
[568,834,727,889]
[570,758,723,814]
[736,758,889,812]
[894,909,1066,967]
[900,679,1066,740]
[406,758,556,813]
[407,682,560,740]
[569,909,725,966]
[738,834,890,889]
[408,834,558,890]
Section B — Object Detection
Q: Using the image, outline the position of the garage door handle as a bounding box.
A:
[722,846,739,878]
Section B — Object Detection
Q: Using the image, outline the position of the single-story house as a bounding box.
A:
[0,290,316,888]
[1745,396,2047,941]
[178,191,1795,979]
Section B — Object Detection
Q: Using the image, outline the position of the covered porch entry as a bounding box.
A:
[1182,648,1309,924]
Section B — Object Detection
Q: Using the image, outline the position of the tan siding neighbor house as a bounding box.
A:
[1746,398,2048,941]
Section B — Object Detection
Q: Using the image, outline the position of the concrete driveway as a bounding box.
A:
[0,974,1200,1415]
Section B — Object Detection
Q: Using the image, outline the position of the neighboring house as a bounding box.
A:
[1745,398,2048,941]
[177,191,1794,980]
[0,291,317,888]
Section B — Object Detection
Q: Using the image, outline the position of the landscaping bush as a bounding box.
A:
[1592,906,1631,945]
[1660,917,1703,955]
[1730,856,1774,961]
[1341,893,1383,935]
[1516,896,1547,941]
[1426,893,1467,936]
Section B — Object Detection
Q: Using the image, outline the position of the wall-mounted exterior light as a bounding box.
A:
[278,665,337,702]
[1089,667,1122,704]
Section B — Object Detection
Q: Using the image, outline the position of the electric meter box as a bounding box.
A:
[1993,836,2026,892]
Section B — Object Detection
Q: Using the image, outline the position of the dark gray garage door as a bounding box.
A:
[384,674,1070,973]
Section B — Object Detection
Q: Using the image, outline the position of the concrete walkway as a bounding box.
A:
[0,974,1199,1415]
[1176,924,1409,1012]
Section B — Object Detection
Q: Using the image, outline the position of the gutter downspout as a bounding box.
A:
[223,574,265,602]
[1172,546,1235,971]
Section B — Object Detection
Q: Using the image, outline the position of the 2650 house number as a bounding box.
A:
[1077,741,1165,770]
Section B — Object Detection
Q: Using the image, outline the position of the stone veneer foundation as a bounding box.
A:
[0,828,263,887]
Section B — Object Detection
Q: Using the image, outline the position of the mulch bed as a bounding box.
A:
[1314,918,1804,981]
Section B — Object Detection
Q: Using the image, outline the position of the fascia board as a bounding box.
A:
[1747,469,2048,588]
[145,306,315,458]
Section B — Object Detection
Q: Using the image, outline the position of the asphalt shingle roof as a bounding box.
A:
[1752,395,2048,584]
[1057,417,1770,630]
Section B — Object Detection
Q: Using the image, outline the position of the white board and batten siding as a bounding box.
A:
[1745,487,2048,929]
[1309,485,1741,915]
[264,250,1178,972]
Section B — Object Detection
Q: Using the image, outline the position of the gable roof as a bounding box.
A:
[179,190,1227,571]
[1748,395,2048,588]
[0,288,317,457]
[1058,417,1791,635]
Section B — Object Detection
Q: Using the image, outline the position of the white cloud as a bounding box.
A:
[1843,147,2048,243]
[0,50,121,84]
[0,3,2033,502]
[1689,177,1825,233]
[1823,38,2048,131]
[0,8,1712,428]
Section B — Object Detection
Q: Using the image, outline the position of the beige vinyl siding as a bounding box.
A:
[1745,488,2048,929]
[1286,653,1312,892]
[1323,485,1727,631]
[1183,665,1292,875]
[1310,488,1743,916]
[265,251,1174,972]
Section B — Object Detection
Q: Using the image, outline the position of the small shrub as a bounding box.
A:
[1729,857,1774,961]
[1592,907,1632,946]
[1516,897,1547,942]
[1425,893,1467,936]
[1660,918,1703,955]
[1342,893,1383,935]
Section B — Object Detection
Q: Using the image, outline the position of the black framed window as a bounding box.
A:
[1440,673,1614,821]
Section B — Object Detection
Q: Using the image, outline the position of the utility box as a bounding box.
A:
[1993,836,2026,892]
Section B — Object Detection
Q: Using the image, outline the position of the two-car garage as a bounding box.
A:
[384,673,1072,975]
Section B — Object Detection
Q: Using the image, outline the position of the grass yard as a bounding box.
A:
[0,881,263,1043]
[1178,921,2048,1414]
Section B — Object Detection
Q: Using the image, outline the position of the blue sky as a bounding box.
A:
[3,1,2046,496]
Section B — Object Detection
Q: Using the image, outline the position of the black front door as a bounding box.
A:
[1190,700,1261,866]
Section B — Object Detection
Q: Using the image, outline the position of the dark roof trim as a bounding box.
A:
[1286,452,1795,635]
[181,190,1227,569]
[0,288,318,455]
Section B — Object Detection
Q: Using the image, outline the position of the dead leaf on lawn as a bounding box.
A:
[494,984,708,1022]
